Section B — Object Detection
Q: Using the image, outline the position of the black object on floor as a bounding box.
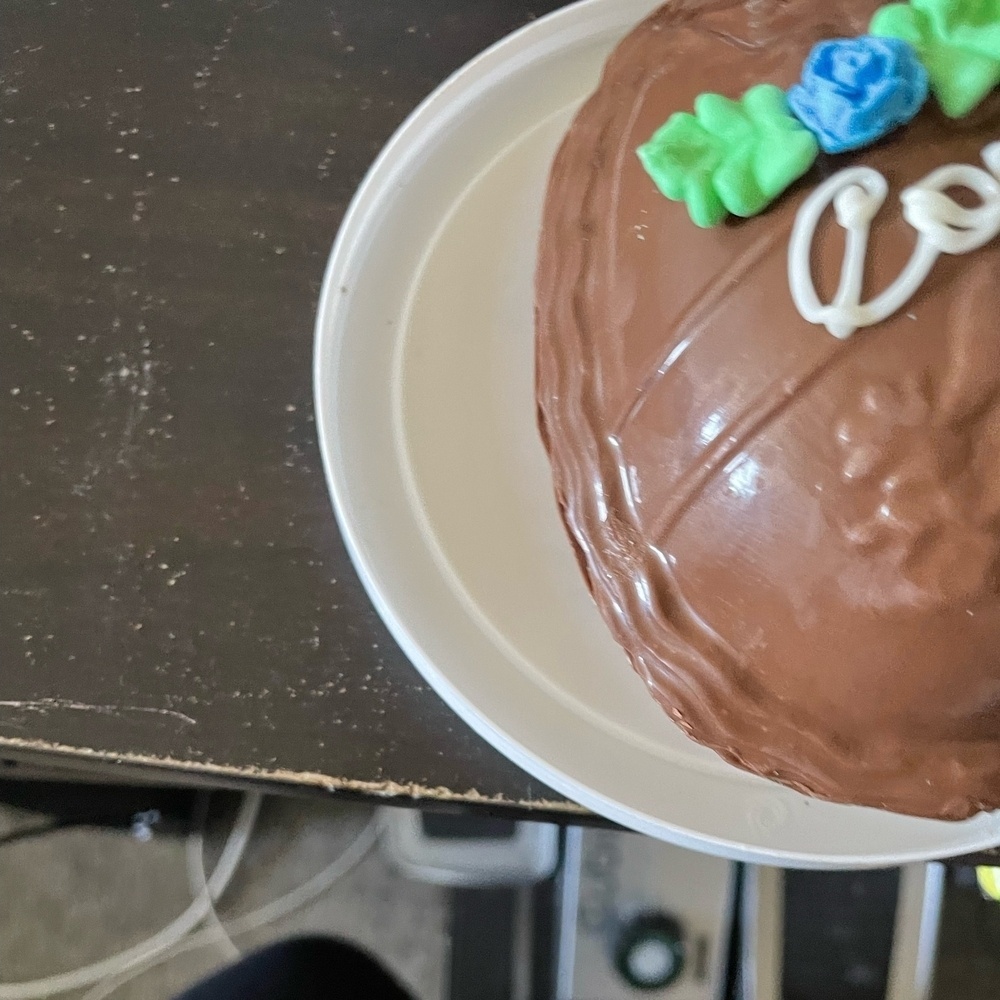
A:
[175,937,414,1000]
[782,869,900,1000]
[447,878,560,1000]
[449,888,517,1000]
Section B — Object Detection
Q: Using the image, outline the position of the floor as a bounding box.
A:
[1,792,999,1000]
[0,796,450,1000]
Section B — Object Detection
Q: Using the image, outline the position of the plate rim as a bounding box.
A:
[313,0,1000,866]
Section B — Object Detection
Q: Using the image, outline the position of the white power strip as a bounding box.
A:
[379,808,559,887]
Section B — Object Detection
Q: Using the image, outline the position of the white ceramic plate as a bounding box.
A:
[314,0,1000,866]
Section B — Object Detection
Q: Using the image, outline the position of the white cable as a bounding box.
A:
[0,792,262,1000]
[80,812,380,1000]
[185,797,240,962]
[217,811,379,933]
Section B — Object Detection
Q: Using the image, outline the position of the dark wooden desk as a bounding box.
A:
[0,0,579,817]
[3,0,998,864]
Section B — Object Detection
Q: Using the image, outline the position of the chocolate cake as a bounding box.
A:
[535,0,1000,819]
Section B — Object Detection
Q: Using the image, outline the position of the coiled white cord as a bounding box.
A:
[185,796,240,963]
[80,811,380,1000]
[0,792,263,1000]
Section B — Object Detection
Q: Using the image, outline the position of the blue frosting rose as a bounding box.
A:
[787,36,930,154]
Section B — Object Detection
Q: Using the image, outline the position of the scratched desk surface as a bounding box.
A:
[0,0,581,814]
[3,1,998,867]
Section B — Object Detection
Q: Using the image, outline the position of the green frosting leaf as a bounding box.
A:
[636,84,819,228]
[872,0,1000,117]
[917,0,1000,54]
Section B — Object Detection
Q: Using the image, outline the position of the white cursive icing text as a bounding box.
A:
[789,142,1000,339]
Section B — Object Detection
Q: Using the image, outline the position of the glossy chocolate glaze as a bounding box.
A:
[536,0,1000,819]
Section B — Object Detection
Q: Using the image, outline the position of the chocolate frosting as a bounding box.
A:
[535,0,1000,819]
